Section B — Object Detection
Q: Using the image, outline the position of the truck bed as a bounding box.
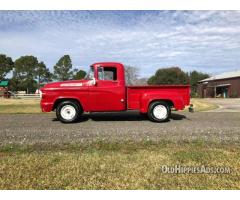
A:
[127,85,190,111]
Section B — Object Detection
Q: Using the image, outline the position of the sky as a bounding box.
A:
[0,10,240,77]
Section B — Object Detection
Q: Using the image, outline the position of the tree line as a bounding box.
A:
[125,66,209,97]
[0,54,86,93]
[147,67,209,97]
[0,53,209,96]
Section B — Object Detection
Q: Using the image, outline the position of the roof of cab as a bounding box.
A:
[92,62,123,66]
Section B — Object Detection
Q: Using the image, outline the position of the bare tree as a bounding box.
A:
[134,78,148,86]
[124,65,139,85]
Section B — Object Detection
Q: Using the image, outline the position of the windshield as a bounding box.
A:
[84,66,94,80]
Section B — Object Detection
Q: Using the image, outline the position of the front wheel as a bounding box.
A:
[56,101,82,123]
[148,101,171,122]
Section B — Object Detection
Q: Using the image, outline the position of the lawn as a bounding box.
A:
[0,141,239,189]
[188,98,219,112]
[0,98,218,114]
[0,98,41,113]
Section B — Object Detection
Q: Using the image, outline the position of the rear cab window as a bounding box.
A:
[97,67,117,81]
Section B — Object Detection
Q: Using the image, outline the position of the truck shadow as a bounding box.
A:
[75,111,186,122]
[52,112,186,123]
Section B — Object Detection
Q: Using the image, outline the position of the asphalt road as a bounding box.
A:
[0,111,240,145]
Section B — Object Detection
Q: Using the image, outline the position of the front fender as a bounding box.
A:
[53,95,86,110]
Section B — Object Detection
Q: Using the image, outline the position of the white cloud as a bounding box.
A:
[0,11,240,77]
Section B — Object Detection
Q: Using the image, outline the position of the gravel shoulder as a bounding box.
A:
[0,111,239,145]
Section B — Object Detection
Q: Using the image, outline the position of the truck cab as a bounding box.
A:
[40,62,190,123]
[86,62,126,111]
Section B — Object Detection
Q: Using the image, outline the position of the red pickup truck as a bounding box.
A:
[40,62,190,123]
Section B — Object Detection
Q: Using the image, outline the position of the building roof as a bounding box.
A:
[199,70,240,83]
[0,80,9,87]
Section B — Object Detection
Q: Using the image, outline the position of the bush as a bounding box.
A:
[148,67,189,85]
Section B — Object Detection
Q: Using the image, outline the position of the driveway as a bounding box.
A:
[204,98,240,112]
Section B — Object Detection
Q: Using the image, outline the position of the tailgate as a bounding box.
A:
[178,85,190,106]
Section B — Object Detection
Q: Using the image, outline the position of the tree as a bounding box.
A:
[0,54,14,81]
[189,71,209,97]
[37,62,53,88]
[134,78,148,85]
[148,67,189,85]
[124,65,139,85]
[14,56,39,93]
[53,55,73,81]
[9,76,21,92]
[73,69,86,80]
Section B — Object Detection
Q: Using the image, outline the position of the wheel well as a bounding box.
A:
[52,98,83,111]
[149,99,174,108]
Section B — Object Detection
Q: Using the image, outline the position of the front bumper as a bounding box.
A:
[40,101,54,112]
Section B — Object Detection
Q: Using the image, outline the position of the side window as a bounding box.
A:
[97,67,117,81]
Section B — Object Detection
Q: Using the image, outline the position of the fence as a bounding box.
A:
[12,94,41,99]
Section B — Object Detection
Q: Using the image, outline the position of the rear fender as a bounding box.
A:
[140,92,185,113]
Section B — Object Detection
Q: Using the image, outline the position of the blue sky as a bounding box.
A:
[0,10,240,77]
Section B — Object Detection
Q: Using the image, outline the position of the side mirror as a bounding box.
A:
[91,77,97,86]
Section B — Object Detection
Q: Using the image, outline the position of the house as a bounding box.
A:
[197,70,240,98]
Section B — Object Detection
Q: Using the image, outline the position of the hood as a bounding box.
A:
[41,79,91,91]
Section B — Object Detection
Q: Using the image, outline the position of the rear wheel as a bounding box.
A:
[148,101,171,122]
[56,101,82,123]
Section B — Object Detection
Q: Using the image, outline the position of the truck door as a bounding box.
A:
[88,66,126,111]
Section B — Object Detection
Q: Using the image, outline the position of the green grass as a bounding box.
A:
[0,104,41,114]
[0,99,41,114]
[183,98,218,112]
[0,141,239,189]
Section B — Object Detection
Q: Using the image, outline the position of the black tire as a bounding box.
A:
[56,100,82,123]
[148,101,171,122]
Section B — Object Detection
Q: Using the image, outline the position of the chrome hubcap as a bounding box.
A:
[153,105,168,119]
[60,105,76,120]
